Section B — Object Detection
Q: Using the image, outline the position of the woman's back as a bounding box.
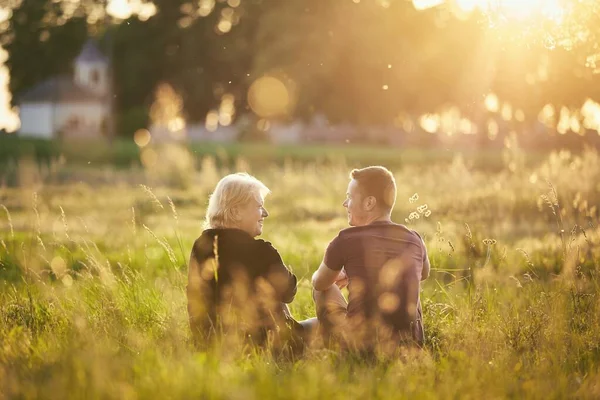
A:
[187,228,297,344]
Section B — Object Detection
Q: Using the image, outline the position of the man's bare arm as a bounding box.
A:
[311,261,341,291]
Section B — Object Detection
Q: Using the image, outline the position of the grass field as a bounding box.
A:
[1,144,599,399]
[0,135,552,173]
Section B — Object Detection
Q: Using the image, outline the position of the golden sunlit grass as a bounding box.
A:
[1,148,599,398]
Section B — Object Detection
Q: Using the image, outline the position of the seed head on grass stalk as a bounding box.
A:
[142,224,178,268]
[481,239,497,268]
[140,185,164,211]
[167,196,187,262]
[465,223,475,250]
[1,204,14,240]
[543,179,566,260]
[32,192,46,251]
[167,196,178,223]
[509,276,523,288]
[59,206,71,241]
[448,241,455,254]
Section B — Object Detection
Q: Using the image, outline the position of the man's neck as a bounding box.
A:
[363,214,392,226]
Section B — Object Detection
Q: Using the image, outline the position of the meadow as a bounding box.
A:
[1,142,599,399]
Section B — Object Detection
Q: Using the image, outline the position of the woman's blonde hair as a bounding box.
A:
[204,173,270,229]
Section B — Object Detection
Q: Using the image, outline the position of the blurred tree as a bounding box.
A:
[112,0,255,134]
[3,0,600,143]
[1,0,88,106]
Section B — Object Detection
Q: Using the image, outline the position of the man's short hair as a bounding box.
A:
[350,166,396,212]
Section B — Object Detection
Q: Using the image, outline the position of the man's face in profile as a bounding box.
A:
[343,179,368,226]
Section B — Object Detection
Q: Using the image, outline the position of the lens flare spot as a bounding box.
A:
[419,114,440,133]
[248,76,291,118]
[485,93,499,113]
[140,148,158,167]
[257,118,271,131]
[134,129,151,147]
[62,274,74,287]
[217,19,232,34]
[198,0,215,16]
[378,292,400,313]
[50,256,67,277]
[206,110,219,132]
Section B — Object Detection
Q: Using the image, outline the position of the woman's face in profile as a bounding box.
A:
[237,196,269,237]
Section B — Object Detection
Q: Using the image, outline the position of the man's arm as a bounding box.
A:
[421,242,430,281]
[313,232,346,291]
[414,231,430,281]
[312,261,342,291]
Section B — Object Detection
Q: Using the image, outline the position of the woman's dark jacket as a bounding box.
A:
[187,228,298,344]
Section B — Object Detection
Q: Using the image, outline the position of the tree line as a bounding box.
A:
[2,0,600,143]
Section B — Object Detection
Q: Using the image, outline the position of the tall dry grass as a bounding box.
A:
[1,148,599,399]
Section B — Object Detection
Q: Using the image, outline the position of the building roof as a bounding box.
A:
[76,40,108,63]
[17,76,105,104]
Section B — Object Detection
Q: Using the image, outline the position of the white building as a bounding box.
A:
[17,40,110,139]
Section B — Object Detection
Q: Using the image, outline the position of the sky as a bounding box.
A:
[0,0,156,133]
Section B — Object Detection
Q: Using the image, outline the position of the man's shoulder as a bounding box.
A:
[333,225,370,242]
[398,225,427,247]
[338,222,419,239]
[337,225,360,238]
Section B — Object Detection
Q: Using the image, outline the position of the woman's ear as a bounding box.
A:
[231,206,241,221]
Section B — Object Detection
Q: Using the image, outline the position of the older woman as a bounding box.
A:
[187,173,301,347]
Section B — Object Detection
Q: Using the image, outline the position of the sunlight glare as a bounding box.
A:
[412,0,445,11]
[485,93,499,113]
[0,46,20,132]
[455,0,479,13]
[415,0,567,23]
[107,0,133,19]
[107,0,157,20]
[456,0,566,23]
[581,99,600,134]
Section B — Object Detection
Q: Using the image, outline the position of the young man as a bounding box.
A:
[311,166,430,350]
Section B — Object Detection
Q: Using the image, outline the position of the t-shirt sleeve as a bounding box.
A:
[413,231,431,280]
[323,233,345,271]
[261,241,298,304]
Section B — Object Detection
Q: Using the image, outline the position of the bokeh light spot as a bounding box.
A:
[248,76,291,118]
[50,256,67,278]
[140,148,158,167]
[206,110,219,132]
[378,292,400,313]
[485,93,499,113]
[134,129,151,147]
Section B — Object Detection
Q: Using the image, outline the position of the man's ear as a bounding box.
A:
[364,196,377,211]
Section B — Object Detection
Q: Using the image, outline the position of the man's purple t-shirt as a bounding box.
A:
[324,221,430,343]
